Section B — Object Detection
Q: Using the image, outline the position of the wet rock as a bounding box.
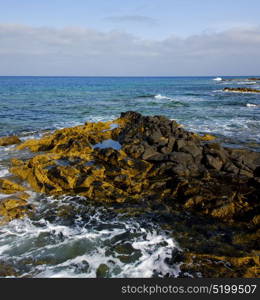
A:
[147,129,163,145]
[0,136,21,146]
[204,154,223,170]
[96,264,109,278]
[73,260,90,274]
[114,243,136,255]
[0,261,19,277]
[6,111,260,228]
[142,146,159,160]
[199,134,216,141]
[117,251,142,264]
[0,192,31,223]
[180,253,260,278]
[179,143,202,158]
[164,248,184,265]
[160,137,175,154]
[0,178,26,194]
[254,166,260,177]
[224,87,260,93]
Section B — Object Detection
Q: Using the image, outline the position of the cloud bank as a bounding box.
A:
[0,24,260,75]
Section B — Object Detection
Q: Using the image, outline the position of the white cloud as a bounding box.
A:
[0,24,260,75]
[104,15,157,26]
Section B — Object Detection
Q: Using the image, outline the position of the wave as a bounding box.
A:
[154,94,174,101]
[136,94,177,102]
[238,82,257,85]
[246,103,260,107]
[213,77,222,81]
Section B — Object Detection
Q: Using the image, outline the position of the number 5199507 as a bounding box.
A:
[212,284,257,294]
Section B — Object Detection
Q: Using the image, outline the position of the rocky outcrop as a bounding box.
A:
[0,136,21,146]
[0,192,31,224]
[223,87,260,93]
[7,112,260,225]
[221,78,260,82]
[1,111,260,277]
[0,178,26,194]
[248,78,260,81]
[180,253,260,278]
[0,178,31,224]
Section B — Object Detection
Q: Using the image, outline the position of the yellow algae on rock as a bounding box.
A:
[200,134,216,141]
[192,132,216,141]
[0,136,21,146]
[0,178,26,194]
[8,117,156,204]
[181,253,260,278]
[0,192,31,224]
[16,120,115,154]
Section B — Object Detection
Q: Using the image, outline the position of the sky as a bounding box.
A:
[0,0,260,76]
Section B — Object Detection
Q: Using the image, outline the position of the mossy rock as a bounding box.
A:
[96,264,109,278]
[0,178,26,194]
[0,136,21,146]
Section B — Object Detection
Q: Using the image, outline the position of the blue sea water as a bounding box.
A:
[0,76,260,149]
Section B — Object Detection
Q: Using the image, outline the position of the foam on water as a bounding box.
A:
[0,168,9,178]
[0,195,181,278]
[154,94,174,101]
[236,81,257,85]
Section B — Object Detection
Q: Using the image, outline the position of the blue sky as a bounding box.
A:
[1,0,260,38]
[0,0,260,75]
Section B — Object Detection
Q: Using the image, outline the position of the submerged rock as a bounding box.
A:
[96,264,109,278]
[0,261,19,277]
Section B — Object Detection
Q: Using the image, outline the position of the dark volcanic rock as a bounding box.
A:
[117,111,260,225]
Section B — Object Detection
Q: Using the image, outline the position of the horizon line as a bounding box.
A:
[0,75,260,78]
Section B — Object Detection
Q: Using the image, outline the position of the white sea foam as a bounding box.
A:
[246,103,258,107]
[212,89,224,93]
[0,168,9,177]
[154,94,174,101]
[223,89,260,94]
[213,77,222,81]
[34,228,181,278]
[0,193,10,199]
[236,81,257,85]
[53,116,117,130]
[0,200,182,278]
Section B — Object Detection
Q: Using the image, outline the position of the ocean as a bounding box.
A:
[0,76,260,277]
[1,76,260,148]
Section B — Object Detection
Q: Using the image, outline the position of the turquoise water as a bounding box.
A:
[1,76,260,148]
